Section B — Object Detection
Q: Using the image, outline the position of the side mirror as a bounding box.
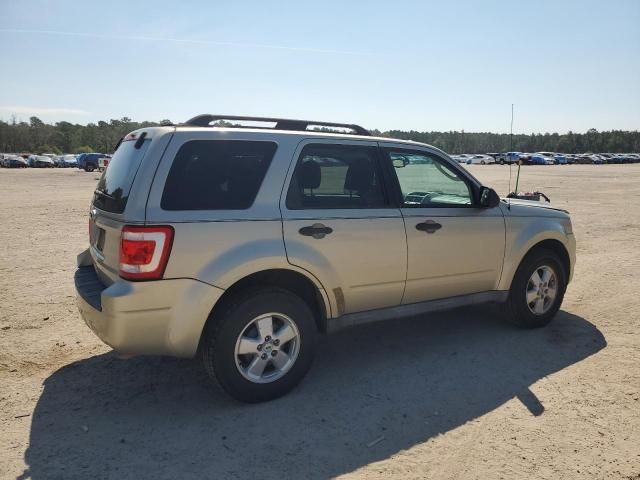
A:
[479,186,500,208]
[392,157,410,168]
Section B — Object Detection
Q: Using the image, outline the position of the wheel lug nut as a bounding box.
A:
[257,344,263,351]
[265,336,271,342]
[271,350,277,357]
[273,339,280,346]
[261,353,267,360]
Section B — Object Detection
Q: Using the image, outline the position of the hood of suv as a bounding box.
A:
[501,198,569,217]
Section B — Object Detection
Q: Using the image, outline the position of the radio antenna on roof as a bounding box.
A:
[507,104,516,209]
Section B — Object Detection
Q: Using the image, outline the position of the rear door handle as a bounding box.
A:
[415,220,442,234]
[299,223,333,239]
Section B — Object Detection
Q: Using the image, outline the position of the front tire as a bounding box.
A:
[503,249,566,329]
[202,288,317,403]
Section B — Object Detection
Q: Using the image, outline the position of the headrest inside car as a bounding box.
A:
[344,158,374,192]
[300,160,321,189]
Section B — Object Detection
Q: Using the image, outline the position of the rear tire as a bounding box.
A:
[202,288,317,403]
[503,248,566,329]
[85,163,95,172]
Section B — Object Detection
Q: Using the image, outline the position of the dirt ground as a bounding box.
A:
[1,165,639,480]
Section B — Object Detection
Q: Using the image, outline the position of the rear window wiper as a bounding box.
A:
[94,189,114,199]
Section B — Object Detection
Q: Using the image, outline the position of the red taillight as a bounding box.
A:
[119,225,174,280]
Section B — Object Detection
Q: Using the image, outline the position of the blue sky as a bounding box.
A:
[0,0,638,133]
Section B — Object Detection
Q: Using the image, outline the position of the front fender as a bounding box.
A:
[498,217,574,291]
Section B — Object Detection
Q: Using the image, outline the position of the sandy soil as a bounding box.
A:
[1,165,639,480]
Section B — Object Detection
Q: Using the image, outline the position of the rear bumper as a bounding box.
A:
[75,262,224,358]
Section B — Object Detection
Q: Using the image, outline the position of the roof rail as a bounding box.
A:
[183,114,370,136]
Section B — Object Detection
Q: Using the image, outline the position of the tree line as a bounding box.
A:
[0,116,638,154]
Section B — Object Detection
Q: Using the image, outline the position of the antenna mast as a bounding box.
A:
[512,104,522,193]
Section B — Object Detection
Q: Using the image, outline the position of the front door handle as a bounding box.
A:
[299,223,333,239]
[415,220,442,234]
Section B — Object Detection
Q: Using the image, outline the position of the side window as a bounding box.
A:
[286,143,387,209]
[161,140,276,210]
[386,150,474,207]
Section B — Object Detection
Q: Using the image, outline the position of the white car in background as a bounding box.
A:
[466,154,495,165]
[98,156,111,171]
[452,154,472,164]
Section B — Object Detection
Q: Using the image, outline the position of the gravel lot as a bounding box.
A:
[1,165,639,480]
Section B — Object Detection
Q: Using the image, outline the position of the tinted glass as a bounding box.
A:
[161,140,276,210]
[93,139,150,213]
[385,150,473,207]
[286,143,387,209]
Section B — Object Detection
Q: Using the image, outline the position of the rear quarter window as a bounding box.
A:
[161,140,277,210]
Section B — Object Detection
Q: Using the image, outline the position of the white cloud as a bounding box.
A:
[0,106,90,117]
[0,28,363,56]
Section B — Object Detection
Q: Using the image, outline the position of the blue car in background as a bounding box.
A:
[528,155,547,165]
[554,154,568,165]
[76,153,110,172]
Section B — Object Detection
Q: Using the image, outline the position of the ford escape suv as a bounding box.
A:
[75,114,576,403]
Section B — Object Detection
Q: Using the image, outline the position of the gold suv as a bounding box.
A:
[75,115,575,402]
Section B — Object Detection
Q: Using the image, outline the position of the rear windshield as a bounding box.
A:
[93,138,150,213]
[161,140,277,210]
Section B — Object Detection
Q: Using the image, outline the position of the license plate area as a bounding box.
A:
[95,227,106,251]
[91,224,106,252]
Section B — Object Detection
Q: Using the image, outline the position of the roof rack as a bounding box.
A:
[183,114,370,136]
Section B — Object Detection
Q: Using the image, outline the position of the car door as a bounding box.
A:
[380,144,505,304]
[281,139,407,316]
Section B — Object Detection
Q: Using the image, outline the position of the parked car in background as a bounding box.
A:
[466,154,495,165]
[618,153,638,164]
[497,152,522,164]
[527,155,547,165]
[533,153,556,165]
[29,155,55,167]
[553,154,568,165]
[452,154,472,164]
[518,153,532,163]
[54,154,78,167]
[77,153,110,172]
[574,154,603,164]
[63,154,78,167]
[1,155,29,168]
[98,156,110,171]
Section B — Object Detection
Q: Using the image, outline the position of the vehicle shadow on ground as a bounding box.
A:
[21,308,605,480]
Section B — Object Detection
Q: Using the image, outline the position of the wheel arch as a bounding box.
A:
[197,268,330,356]
[525,239,571,281]
[500,237,572,291]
